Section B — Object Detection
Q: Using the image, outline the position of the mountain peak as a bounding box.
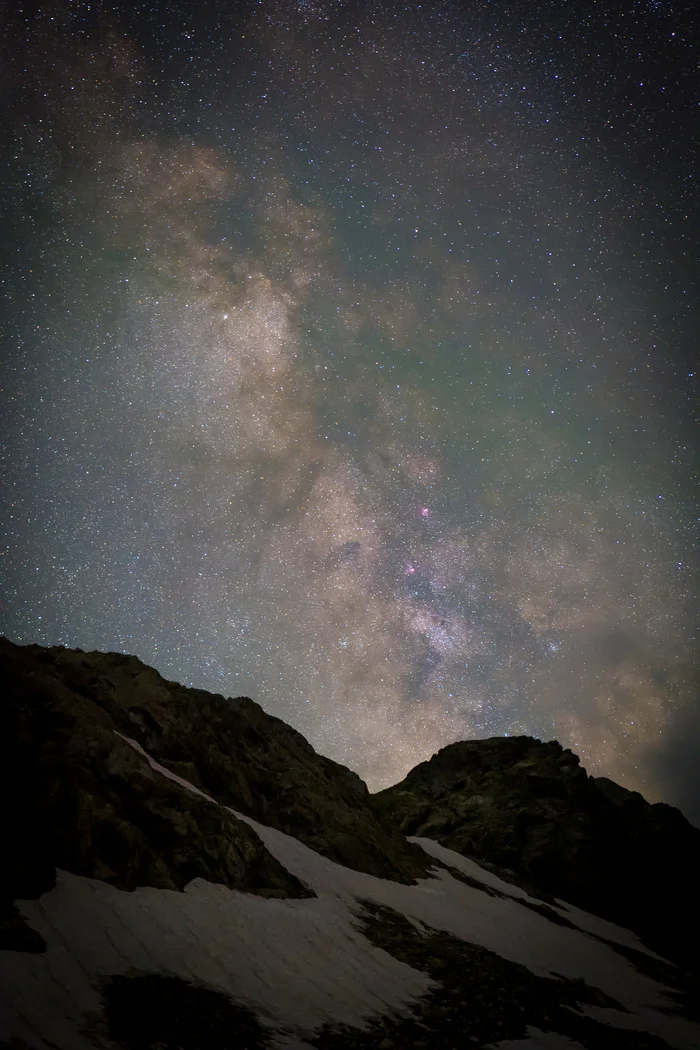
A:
[372,731,700,967]
[2,638,700,1049]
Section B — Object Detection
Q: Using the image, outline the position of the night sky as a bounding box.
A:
[1,1,698,819]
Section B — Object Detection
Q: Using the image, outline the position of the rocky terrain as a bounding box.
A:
[1,636,429,899]
[1,638,699,1050]
[372,736,700,968]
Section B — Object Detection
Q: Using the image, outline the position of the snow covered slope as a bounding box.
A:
[2,731,698,1050]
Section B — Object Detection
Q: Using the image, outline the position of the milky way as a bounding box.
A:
[1,1,697,815]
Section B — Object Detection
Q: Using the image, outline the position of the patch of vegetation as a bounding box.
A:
[102,972,272,1050]
[312,901,673,1050]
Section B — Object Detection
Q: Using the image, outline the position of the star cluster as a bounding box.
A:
[1,0,697,816]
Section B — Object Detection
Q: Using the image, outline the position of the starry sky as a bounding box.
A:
[1,0,698,818]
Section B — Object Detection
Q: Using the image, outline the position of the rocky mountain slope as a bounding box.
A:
[371,736,700,969]
[1,637,429,899]
[1,638,699,1050]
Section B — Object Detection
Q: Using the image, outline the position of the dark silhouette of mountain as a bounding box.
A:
[1,638,698,1050]
[0,637,428,904]
[372,736,700,969]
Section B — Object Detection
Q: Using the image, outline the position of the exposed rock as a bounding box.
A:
[312,901,674,1050]
[1,645,698,1050]
[1,638,310,906]
[0,638,429,907]
[371,735,700,965]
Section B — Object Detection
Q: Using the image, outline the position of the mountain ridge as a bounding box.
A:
[0,636,430,896]
[1,638,699,1050]
[371,735,700,969]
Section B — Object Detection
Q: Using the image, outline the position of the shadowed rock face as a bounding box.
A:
[2,640,700,1050]
[371,736,700,966]
[0,640,312,914]
[0,637,429,917]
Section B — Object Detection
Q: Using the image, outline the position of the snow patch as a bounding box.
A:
[411,834,665,957]
[1,732,698,1050]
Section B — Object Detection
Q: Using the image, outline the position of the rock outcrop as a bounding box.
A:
[1,639,311,922]
[2,639,700,1050]
[0,636,429,919]
[371,735,700,966]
